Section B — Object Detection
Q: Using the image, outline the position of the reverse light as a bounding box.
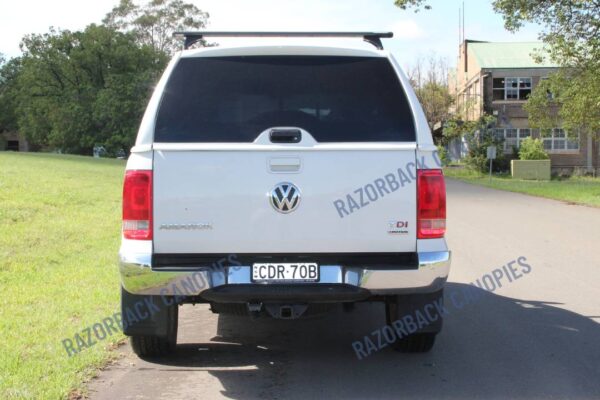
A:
[122,170,152,240]
[417,169,446,239]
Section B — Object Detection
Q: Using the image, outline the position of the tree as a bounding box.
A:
[443,114,510,172]
[492,0,599,69]
[0,55,22,134]
[407,55,454,137]
[9,0,211,154]
[17,25,167,154]
[394,1,600,138]
[500,2,600,137]
[103,0,210,53]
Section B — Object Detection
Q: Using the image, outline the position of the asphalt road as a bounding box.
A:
[88,179,600,400]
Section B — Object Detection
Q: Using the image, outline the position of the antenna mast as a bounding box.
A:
[458,6,462,46]
[462,1,466,42]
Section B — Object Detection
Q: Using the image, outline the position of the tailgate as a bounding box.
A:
[153,146,416,254]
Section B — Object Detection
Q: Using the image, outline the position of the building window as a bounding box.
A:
[494,128,531,152]
[543,128,579,152]
[492,78,505,101]
[493,77,532,101]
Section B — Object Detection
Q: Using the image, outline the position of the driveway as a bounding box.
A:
[88,179,600,399]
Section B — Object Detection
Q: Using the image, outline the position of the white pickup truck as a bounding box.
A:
[119,32,450,357]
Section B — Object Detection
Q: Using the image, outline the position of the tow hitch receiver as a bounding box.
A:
[265,304,308,319]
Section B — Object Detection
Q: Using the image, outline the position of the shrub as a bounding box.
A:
[436,145,450,166]
[464,153,487,172]
[463,131,509,173]
[442,114,518,173]
[519,137,549,160]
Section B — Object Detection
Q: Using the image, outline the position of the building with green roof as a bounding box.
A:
[449,40,597,174]
[468,41,557,69]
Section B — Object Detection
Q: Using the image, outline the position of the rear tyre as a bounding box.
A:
[385,289,443,353]
[121,287,179,358]
[130,304,178,357]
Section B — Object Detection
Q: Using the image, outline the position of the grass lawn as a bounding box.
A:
[0,152,126,399]
[444,166,600,207]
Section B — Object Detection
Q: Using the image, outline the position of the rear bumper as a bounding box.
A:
[119,250,451,299]
[201,284,371,303]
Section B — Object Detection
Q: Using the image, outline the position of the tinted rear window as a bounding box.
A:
[155,56,415,142]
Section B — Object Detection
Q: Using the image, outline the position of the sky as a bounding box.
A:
[0,0,542,69]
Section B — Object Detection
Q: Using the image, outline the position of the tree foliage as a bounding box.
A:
[393,0,431,11]
[442,114,514,172]
[493,0,599,67]
[103,0,210,53]
[0,55,21,133]
[0,0,209,155]
[16,25,167,154]
[494,1,600,137]
[518,137,549,160]
[442,114,497,144]
[523,68,600,135]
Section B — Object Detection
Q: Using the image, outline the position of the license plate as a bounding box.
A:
[252,263,319,282]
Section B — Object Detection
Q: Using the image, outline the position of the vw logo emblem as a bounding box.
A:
[270,182,301,213]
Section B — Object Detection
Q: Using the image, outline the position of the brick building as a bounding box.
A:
[449,40,598,175]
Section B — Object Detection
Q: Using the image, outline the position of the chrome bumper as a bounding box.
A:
[120,251,450,297]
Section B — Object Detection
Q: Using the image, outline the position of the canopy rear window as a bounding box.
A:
[154,56,416,143]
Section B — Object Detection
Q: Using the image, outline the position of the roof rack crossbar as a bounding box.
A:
[173,31,394,50]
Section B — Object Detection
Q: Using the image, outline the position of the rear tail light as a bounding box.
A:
[122,170,152,240]
[417,169,446,239]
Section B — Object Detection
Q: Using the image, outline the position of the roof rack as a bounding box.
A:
[173,31,394,50]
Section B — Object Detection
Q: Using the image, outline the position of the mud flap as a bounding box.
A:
[120,287,177,337]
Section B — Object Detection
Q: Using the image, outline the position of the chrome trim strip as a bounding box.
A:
[119,251,450,296]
